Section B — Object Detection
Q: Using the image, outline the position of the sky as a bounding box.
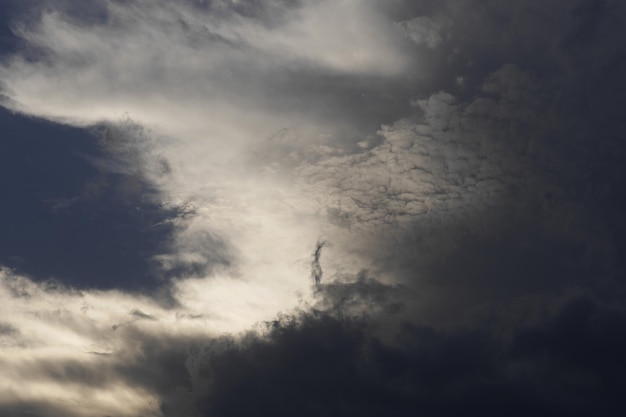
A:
[0,0,625,415]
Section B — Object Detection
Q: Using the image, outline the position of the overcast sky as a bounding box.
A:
[1,0,626,416]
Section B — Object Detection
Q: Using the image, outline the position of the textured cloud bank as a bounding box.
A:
[181,294,626,417]
[1,0,626,415]
[3,268,625,417]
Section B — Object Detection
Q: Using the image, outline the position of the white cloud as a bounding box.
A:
[0,263,321,415]
[0,0,417,331]
[0,268,166,415]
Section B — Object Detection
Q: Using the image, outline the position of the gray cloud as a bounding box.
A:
[165,291,626,417]
[0,0,625,416]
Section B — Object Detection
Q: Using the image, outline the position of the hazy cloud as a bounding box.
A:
[0,0,625,416]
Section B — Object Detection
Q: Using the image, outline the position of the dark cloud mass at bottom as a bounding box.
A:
[175,295,626,417]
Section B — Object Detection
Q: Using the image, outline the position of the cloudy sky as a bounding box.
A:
[1,0,626,415]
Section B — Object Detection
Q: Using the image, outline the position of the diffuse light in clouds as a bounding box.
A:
[0,268,162,416]
[0,0,419,282]
[0,1,423,413]
[0,0,397,317]
[0,264,310,415]
[1,0,626,416]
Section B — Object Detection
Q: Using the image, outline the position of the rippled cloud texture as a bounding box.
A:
[1,0,626,415]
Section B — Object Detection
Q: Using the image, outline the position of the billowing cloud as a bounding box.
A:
[1,0,625,415]
[181,293,626,417]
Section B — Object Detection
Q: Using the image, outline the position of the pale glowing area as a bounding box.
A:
[165,178,324,330]
[0,0,411,134]
[0,0,419,304]
[244,0,409,74]
[0,252,316,344]
[0,184,324,412]
[0,370,159,417]
[0,263,316,415]
[0,340,159,416]
[0,178,326,413]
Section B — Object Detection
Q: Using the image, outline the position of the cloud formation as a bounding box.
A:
[0,0,625,415]
[182,294,626,417]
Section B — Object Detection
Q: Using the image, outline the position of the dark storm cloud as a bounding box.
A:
[287,0,626,326]
[201,1,626,413]
[314,271,406,318]
[159,292,624,417]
